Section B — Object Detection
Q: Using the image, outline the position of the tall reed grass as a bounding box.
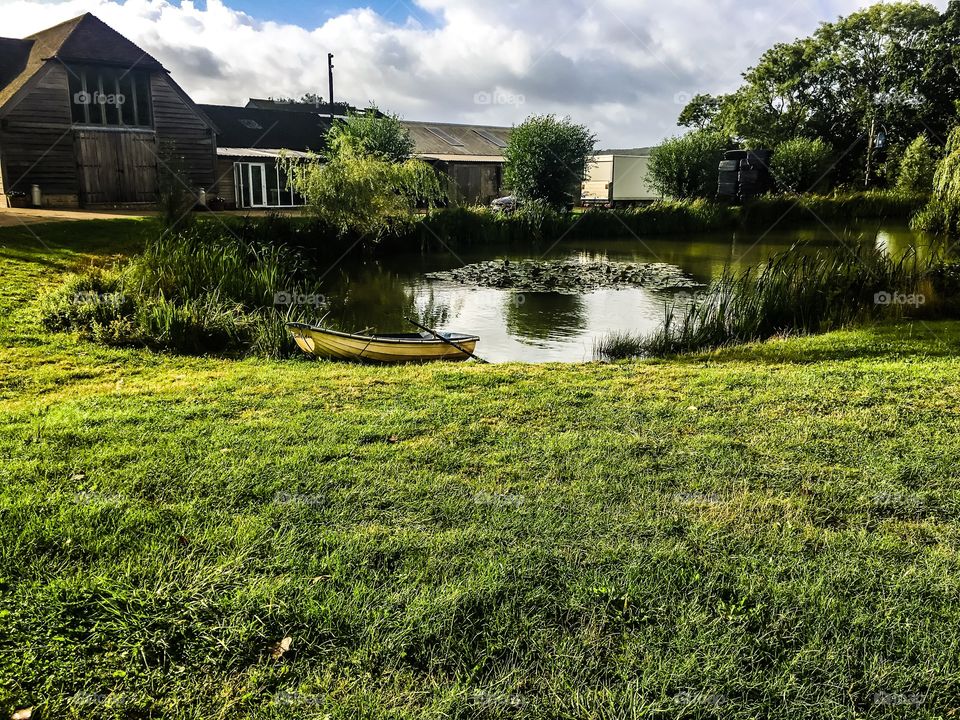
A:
[41,226,322,356]
[596,248,939,360]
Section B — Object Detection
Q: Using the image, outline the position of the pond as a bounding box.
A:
[316,222,940,363]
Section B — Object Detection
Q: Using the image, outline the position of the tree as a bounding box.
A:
[503,115,596,208]
[914,127,960,234]
[695,3,951,188]
[769,138,834,193]
[647,130,728,199]
[896,133,939,193]
[283,132,442,239]
[326,108,414,164]
[677,94,723,130]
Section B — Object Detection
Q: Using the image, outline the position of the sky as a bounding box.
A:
[0,0,951,147]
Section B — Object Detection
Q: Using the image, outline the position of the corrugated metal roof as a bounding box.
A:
[418,153,505,163]
[402,120,511,159]
[217,147,311,158]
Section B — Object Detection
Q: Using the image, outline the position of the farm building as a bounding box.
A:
[0,13,217,208]
[0,14,513,210]
[402,120,510,205]
[199,104,332,209]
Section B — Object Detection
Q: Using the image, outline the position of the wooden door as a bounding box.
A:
[75,131,158,205]
[117,133,158,203]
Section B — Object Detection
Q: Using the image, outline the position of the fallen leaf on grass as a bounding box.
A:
[270,636,293,660]
[71,473,86,482]
[12,708,32,720]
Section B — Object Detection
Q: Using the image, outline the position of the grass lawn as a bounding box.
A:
[2,219,960,719]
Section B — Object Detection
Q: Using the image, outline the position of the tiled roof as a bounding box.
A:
[0,13,163,110]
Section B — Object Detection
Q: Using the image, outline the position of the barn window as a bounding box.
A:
[68,66,152,127]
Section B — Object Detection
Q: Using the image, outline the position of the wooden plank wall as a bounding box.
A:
[0,65,79,198]
[151,74,216,193]
[448,162,502,205]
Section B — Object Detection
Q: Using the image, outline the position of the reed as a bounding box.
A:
[597,248,934,359]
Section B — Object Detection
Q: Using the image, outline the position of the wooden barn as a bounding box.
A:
[0,14,217,208]
[401,120,510,205]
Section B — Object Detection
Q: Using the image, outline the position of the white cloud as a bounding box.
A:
[0,0,950,146]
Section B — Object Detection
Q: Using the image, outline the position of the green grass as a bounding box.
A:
[3,220,960,718]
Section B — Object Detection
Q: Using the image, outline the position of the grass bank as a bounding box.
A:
[3,221,960,718]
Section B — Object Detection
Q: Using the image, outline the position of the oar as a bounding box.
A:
[405,317,489,364]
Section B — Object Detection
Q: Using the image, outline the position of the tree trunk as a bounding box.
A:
[865,115,876,189]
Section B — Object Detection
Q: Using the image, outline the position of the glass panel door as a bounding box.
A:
[248,163,267,207]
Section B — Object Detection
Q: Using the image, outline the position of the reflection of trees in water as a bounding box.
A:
[320,267,452,333]
[505,292,586,343]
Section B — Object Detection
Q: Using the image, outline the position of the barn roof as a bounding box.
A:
[401,120,512,159]
[0,13,165,110]
[199,104,333,153]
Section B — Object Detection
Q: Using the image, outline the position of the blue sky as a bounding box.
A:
[2,0,951,147]
[220,0,442,28]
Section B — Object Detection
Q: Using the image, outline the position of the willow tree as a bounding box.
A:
[914,127,960,235]
[283,129,443,240]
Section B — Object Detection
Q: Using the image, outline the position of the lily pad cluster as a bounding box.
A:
[426,259,703,294]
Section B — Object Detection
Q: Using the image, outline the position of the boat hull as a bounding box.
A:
[287,323,479,363]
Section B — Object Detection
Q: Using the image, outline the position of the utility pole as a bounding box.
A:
[327,53,335,123]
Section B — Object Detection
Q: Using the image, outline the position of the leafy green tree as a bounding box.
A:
[769,138,834,193]
[503,115,596,208]
[326,108,415,164]
[896,134,939,193]
[699,2,951,187]
[677,94,723,130]
[914,127,960,234]
[647,130,728,199]
[283,132,442,239]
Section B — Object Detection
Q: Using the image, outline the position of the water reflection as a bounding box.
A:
[505,292,585,344]
[312,223,943,363]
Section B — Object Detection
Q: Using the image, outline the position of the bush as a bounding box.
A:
[769,137,833,193]
[503,115,597,209]
[38,267,136,338]
[897,134,939,195]
[647,130,728,199]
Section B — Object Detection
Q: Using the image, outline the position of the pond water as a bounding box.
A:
[316,223,940,363]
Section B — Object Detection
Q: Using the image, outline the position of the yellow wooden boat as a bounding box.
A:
[286,322,480,363]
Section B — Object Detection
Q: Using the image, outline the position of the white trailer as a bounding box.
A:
[581,153,662,206]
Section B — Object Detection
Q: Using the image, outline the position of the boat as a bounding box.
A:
[286,322,480,363]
